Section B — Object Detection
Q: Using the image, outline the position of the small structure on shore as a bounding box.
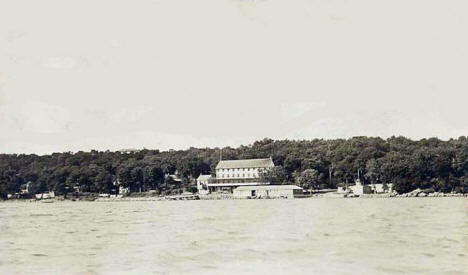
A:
[165,171,183,184]
[233,185,303,199]
[338,180,394,196]
[196,174,211,195]
[119,186,130,195]
[35,191,55,200]
[372,183,393,193]
[348,179,372,195]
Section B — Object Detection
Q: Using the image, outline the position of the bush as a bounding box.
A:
[186,186,198,193]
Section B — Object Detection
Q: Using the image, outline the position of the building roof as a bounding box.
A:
[216,158,274,169]
[235,185,302,191]
[197,174,212,180]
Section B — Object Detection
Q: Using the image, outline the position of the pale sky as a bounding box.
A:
[1,0,467,154]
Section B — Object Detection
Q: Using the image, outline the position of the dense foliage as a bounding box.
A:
[1,136,468,198]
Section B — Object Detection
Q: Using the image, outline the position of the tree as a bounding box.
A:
[296,169,321,190]
[144,166,164,191]
[259,166,288,185]
[130,167,144,192]
[28,181,48,195]
[94,169,113,193]
[365,159,380,184]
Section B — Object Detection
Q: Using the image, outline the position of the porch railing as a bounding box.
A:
[208,178,267,184]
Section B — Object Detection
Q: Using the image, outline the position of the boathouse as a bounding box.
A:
[233,185,303,199]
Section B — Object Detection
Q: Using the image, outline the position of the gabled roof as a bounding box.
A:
[197,174,212,180]
[216,158,274,169]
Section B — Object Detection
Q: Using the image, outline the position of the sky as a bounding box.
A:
[1,0,467,155]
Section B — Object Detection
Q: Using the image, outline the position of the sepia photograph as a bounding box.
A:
[1,0,467,274]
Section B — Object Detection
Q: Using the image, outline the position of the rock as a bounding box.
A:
[418,192,427,197]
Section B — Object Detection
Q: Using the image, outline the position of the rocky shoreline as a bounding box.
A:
[89,190,468,201]
[314,189,467,198]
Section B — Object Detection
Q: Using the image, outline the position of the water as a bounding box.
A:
[1,198,467,274]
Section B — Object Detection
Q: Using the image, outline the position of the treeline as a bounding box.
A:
[1,136,468,197]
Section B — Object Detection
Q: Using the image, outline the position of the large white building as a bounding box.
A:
[199,158,275,193]
[215,158,274,180]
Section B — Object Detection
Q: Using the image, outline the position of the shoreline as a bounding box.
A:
[1,192,466,203]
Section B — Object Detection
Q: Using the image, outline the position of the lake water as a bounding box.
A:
[1,198,467,274]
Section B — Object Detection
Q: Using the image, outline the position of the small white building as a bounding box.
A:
[196,174,212,195]
[338,181,393,195]
[372,183,393,193]
[35,191,55,200]
[337,186,351,194]
[119,186,130,195]
[233,185,303,199]
[165,172,183,184]
[348,179,373,195]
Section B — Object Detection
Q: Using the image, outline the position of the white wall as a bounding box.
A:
[197,179,210,194]
[216,167,265,179]
[233,188,294,199]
